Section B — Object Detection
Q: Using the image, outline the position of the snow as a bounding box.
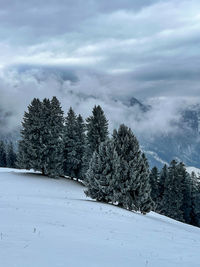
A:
[0,168,200,267]
[187,166,200,176]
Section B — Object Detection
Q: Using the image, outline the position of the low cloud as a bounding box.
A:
[0,68,198,139]
[1,0,200,135]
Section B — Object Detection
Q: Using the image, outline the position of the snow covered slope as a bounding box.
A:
[0,168,200,267]
[187,166,200,176]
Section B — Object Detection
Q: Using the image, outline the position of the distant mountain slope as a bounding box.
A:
[122,97,151,112]
[126,98,200,168]
[0,168,200,267]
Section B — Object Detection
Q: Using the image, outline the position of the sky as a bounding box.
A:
[0,0,200,134]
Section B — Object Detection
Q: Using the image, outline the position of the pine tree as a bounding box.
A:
[137,153,155,214]
[40,98,52,174]
[0,140,7,167]
[17,98,44,171]
[84,124,153,214]
[161,160,184,221]
[177,162,192,224]
[190,172,200,227]
[6,142,17,168]
[17,97,64,178]
[157,164,168,212]
[43,96,64,177]
[85,139,119,202]
[111,124,140,209]
[86,105,109,153]
[75,114,86,180]
[111,124,153,213]
[63,107,78,178]
[149,166,159,209]
[83,105,109,177]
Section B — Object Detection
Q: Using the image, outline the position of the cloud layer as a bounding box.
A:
[0,68,197,140]
[0,0,200,97]
[0,0,200,136]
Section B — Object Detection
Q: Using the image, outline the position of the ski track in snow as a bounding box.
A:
[0,168,200,267]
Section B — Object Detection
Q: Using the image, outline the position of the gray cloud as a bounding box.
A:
[0,68,198,140]
[0,0,200,136]
[0,0,199,97]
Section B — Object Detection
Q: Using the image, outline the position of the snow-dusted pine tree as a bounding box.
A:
[137,153,154,214]
[111,124,153,213]
[42,96,64,177]
[83,105,109,177]
[75,114,86,180]
[17,98,44,171]
[18,97,64,178]
[161,160,184,221]
[85,139,120,202]
[177,162,192,223]
[40,98,52,174]
[0,140,7,167]
[6,142,17,168]
[63,107,79,178]
[190,172,200,227]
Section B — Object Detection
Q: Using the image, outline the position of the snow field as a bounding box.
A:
[0,168,200,267]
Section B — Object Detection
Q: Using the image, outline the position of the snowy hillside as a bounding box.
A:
[0,169,200,267]
[187,166,200,176]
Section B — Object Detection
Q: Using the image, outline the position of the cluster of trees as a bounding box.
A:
[0,141,16,168]
[149,161,200,227]
[85,124,154,214]
[17,96,200,225]
[17,97,154,214]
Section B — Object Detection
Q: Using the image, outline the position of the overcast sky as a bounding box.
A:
[0,0,200,134]
[0,0,200,98]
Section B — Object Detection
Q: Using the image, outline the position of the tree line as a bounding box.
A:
[17,97,153,214]
[0,141,16,168]
[149,162,200,227]
[15,96,200,226]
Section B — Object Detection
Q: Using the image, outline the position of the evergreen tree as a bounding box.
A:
[42,96,64,177]
[111,124,153,213]
[18,97,64,178]
[63,107,78,178]
[0,140,7,167]
[40,98,52,174]
[149,166,159,209]
[137,153,155,214]
[177,162,192,224]
[190,172,200,227]
[158,163,200,227]
[6,142,17,168]
[63,109,86,180]
[83,105,109,177]
[17,98,44,171]
[85,124,153,214]
[75,114,86,180]
[157,164,168,212]
[161,160,184,221]
[85,139,119,202]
